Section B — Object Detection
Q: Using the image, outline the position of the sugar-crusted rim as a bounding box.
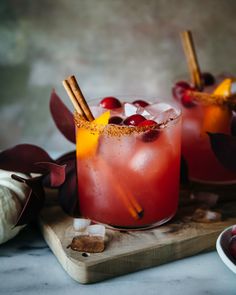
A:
[74,101,181,137]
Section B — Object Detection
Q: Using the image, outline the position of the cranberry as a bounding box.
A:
[181,90,196,108]
[100,97,122,109]
[108,116,123,125]
[172,81,196,108]
[123,114,146,126]
[229,235,236,260]
[232,225,236,236]
[138,120,157,126]
[138,120,159,142]
[172,81,192,101]
[133,100,150,107]
[201,72,215,87]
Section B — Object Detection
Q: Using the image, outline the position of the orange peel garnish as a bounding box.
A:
[213,78,235,96]
[201,79,233,135]
[76,111,110,159]
[201,104,231,134]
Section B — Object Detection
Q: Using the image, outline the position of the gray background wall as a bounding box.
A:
[1,0,236,153]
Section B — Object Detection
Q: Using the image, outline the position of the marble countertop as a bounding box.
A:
[0,224,235,295]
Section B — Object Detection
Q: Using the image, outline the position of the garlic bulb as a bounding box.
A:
[0,170,29,245]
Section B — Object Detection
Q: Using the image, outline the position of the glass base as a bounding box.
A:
[91,212,176,231]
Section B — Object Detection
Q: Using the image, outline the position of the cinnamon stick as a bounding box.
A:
[62,80,87,117]
[67,75,94,122]
[99,157,143,220]
[181,30,203,90]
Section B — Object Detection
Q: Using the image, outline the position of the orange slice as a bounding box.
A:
[213,78,233,96]
[76,111,110,159]
[201,79,233,135]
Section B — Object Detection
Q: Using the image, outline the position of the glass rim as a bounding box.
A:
[74,98,182,137]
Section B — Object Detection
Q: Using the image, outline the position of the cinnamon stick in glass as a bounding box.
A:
[62,79,87,118]
[181,30,203,90]
[67,75,94,122]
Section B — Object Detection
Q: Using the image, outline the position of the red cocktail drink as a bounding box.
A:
[75,98,181,229]
[173,77,236,183]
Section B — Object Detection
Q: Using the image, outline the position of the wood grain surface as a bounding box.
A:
[38,191,236,284]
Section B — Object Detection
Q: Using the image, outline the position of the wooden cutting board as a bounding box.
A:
[38,190,236,284]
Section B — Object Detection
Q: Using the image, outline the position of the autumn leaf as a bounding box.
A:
[208,132,236,172]
[50,90,76,143]
[0,144,53,174]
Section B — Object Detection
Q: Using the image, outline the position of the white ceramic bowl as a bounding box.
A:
[216,225,236,274]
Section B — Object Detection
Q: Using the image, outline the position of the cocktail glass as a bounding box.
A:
[173,78,236,184]
[75,98,182,229]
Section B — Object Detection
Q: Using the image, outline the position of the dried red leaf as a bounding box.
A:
[42,151,76,189]
[0,91,78,224]
[42,151,78,216]
[56,151,78,216]
[0,144,53,174]
[50,90,76,143]
[11,174,45,226]
[58,169,79,217]
[56,151,76,166]
[208,132,236,172]
[36,162,66,187]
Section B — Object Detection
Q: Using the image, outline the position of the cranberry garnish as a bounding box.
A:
[138,120,157,126]
[229,235,236,259]
[133,100,150,107]
[138,120,159,142]
[172,81,192,101]
[181,90,196,108]
[100,97,122,109]
[108,116,123,125]
[201,72,215,87]
[123,114,146,126]
[172,81,196,108]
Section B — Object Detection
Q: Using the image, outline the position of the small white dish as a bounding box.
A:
[216,225,236,274]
